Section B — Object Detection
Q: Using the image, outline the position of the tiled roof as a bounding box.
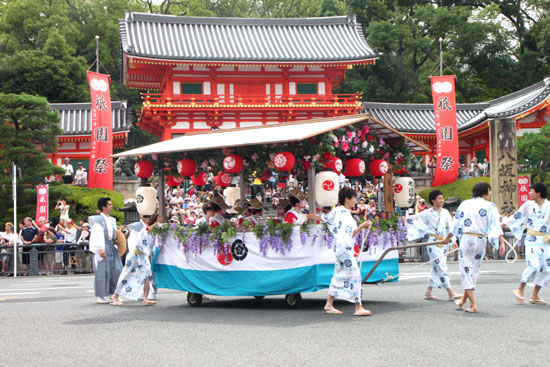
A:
[362,77,550,134]
[119,11,379,62]
[49,101,131,136]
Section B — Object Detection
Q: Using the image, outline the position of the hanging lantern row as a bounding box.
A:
[134,155,390,183]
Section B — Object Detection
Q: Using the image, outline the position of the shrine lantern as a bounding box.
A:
[394,177,416,208]
[345,159,365,177]
[134,160,154,178]
[136,187,157,216]
[177,159,197,177]
[223,155,243,174]
[166,176,182,187]
[273,152,295,172]
[191,172,208,186]
[315,171,339,207]
[369,159,389,177]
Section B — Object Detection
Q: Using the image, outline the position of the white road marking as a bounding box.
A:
[0,292,42,295]
[1,286,92,292]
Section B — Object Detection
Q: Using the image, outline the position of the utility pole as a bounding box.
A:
[439,37,443,76]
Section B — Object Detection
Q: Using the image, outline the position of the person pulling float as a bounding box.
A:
[308,187,372,316]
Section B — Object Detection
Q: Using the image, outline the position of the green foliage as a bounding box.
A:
[0,93,64,186]
[419,177,490,201]
[0,184,124,226]
[517,122,550,182]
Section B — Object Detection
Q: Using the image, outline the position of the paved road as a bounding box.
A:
[1,260,548,367]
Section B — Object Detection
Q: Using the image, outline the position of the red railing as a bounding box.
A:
[141,93,361,107]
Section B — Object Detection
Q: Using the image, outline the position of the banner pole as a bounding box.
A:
[95,35,99,73]
[12,162,17,278]
[439,37,443,76]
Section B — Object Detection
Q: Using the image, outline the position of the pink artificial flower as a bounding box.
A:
[251,153,259,161]
[361,126,370,135]
[379,138,385,147]
[352,137,359,144]
[361,141,368,148]
[201,160,208,168]
[383,152,390,160]
[312,154,320,162]
[352,145,358,153]
[346,131,353,139]
[342,142,349,152]
[269,153,276,161]
[333,141,340,148]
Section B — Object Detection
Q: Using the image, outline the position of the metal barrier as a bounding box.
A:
[0,243,94,277]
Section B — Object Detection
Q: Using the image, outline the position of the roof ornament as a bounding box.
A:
[126,11,134,23]
[347,15,356,25]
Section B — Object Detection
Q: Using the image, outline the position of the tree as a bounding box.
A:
[517,122,550,182]
[0,93,64,187]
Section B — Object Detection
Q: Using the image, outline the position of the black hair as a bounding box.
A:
[531,182,548,199]
[210,203,221,212]
[338,187,356,206]
[97,197,111,212]
[289,196,300,207]
[472,182,491,198]
[147,214,159,226]
[428,189,444,206]
[284,204,292,211]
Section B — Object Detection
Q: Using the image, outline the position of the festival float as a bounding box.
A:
[116,115,427,308]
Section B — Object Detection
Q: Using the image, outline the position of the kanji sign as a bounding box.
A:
[87,71,113,190]
[35,185,48,224]
[431,75,459,186]
[518,176,530,207]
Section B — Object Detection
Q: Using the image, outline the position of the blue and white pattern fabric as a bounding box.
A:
[115,227,156,300]
[406,208,453,289]
[322,207,362,304]
[452,197,503,290]
[505,200,550,288]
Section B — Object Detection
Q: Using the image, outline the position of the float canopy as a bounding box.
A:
[113,114,428,158]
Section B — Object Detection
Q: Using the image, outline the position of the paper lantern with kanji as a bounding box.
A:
[177,159,197,177]
[394,177,416,208]
[369,159,389,177]
[345,159,365,177]
[136,186,157,216]
[191,172,208,186]
[273,152,295,172]
[134,161,154,178]
[217,171,232,187]
[166,176,183,187]
[315,171,339,207]
[223,155,244,174]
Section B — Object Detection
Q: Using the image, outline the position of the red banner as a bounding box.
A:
[36,185,48,223]
[87,71,113,190]
[518,176,530,207]
[430,75,459,186]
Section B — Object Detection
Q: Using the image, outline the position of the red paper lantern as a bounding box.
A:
[328,157,343,174]
[223,155,244,174]
[166,176,182,187]
[369,159,389,177]
[134,160,154,178]
[273,152,295,172]
[217,171,232,187]
[177,159,197,177]
[345,159,365,177]
[191,172,208,186]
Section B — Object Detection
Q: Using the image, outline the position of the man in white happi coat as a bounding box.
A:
[405,189,462,302]
[505,182,550,305]
[89,197,122,304]
[451,182,505,313]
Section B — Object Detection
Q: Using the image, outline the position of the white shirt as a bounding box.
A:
[65,226,78,243]
[75,168,87,184]
[89,213,114,257]
[61,163,74,176]
[127,220,147,251]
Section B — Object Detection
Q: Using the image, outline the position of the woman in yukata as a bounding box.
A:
[405,189,462,302]
[504,182,550,305]
[111,214,159,306]
[309,187,372,316]
[451,182,504,313]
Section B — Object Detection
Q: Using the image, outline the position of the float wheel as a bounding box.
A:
[254,296,265,300]
[285,293,303,309]
[187,292,203,307]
